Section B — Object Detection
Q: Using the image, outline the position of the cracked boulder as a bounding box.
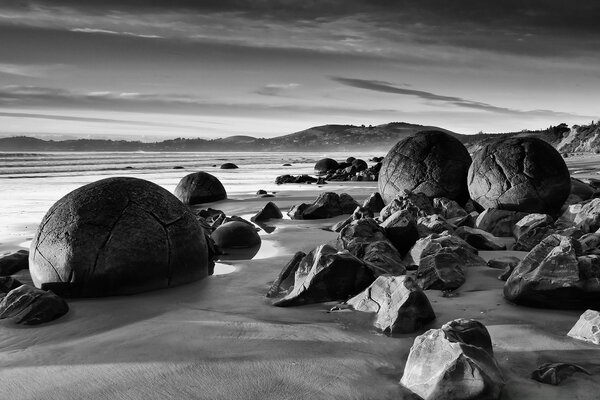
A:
[504,234,600,308]
[347,275,435,333]
[401,319,504,400]
[378,130,472,205]
[273,244,375,307]
[0,284,68,325]
[29,177,213,297]
[174,171,227,205]
[468,136,570,214]
[567,309,600,345]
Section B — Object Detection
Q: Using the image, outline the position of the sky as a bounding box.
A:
[0,0,599,140]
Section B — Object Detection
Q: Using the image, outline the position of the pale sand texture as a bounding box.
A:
[2,155,600,399]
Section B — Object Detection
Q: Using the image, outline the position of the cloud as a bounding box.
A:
[70,28,162,39]
[331,76,596,119]
[0,111,195,128]
[255,83,300,96]
[0,62,64,77]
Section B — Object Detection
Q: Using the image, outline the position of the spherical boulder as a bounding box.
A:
[174,171,227,205]
[468,137,570,214]
[29,177,211,297]
[378,131,472,205]
[211,221,261,249]
[314,158,339,174]
[352,159,368,172]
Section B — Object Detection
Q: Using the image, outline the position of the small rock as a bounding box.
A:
[266,251,306,298]
[567,309,600,345]
[220,163,239,169]
[531,362,590,385]
[256,189,267,195]
[287,203,308,220]
[0,284,69,325]
[251,202,283,222]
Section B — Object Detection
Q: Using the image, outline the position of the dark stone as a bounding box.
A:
[314,158,339,174]
[570,178,596,202]
[174,172,227,205]
[346,156,356,163]
[220,163,239,169]
[378,130,472,205]
[339,193,360,214]
[433,197,468,219]
[282,163,292,166]
[352,159,368,172]
[273,244,375,307]
[531,363,590,385]
[406,231,486,268]
[362,192,385,214]
[275,174,318,184]
[0,277,23,294]
[251,202,283,222]
[475,208,528,237]
[211,221,261,249]
[0,250,29,276]
[468,136,570,214]
[291,192,358,220]
[454,226,506,251]
[380,210,419,255]
[266,251,306,298]
[513,213,554,240]
[442,319,494,356]
[29,177,212,298]
[416,249,466,290]
[287,203,309,219]
[380,191,435,221]
[0,284,68,325]
[256,189,267,195]
[172,166,184,169]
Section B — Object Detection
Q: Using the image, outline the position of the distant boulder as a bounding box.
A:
[220,163,239,169]
[351,159,368,172]
[174,171,227,205]
[211,221,261,249]
[289,192,358,220]
[314,158,339,174]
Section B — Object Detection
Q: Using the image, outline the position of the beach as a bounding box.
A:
[2,152,600,399]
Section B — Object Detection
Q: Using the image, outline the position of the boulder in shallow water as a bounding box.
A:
[347,275,435,333]
[400,318,504,400]
[273,244,375,307]
[251,202,283,222]
[0,250,29,276]
[29,177,213,297]
[211,221,261,249]
[174,171,227,205]
[0,284,68,325]
[567,309,600,345]
[416,249,466,290]
[475,208,528,237]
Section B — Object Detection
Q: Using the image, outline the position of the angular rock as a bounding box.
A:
[266,251,306,298]
[531,362,591,385]
[560,198,600,233]
[273,244,375,307]
[339,193,360,214]
[475,208,529,237]
[400,319,504,400]
[406,232,486,269]
[275,174,318,185]
[0,250,29,276]
[416,249,466,290]
[380,190,435,221]
[174,172,227,205]
[290,192,357,220]
[361,240,407,276]
[362,192,385,214]
[567,309,600,345]
[347,275,435,333]
[251,202,283,222]
[0,277,23,295]
[570,178,596,201]
[454,226,506,251]
[287,203,309,219]
[433,197,468,219]
[417,214,455,237]
[0,284,68,325]
[513,213,554,241]
[380,209,419,255]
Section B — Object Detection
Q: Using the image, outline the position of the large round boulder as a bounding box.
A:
[29,177,212,297]
[174,171,227,205]
[314,158,339,174]
[468,137,570,214]
[378,131,472,205]
[211,221,261,249]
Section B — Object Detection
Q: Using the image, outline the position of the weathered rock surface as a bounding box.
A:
[362,192,385,214]
[289,192,358,220]
[513,213,554,240]
[174,172,227,205]
[275,174,318,185]
[287,203,309,219]
[380,210,419,255]
[504,234,600,308]
[416,249,466,290]
[211,221,261,249]
[434,197,468,219]
[400,319,504,400]
[475,208,528,237]
[0,277,23,294]
[273,244,375,307]
[266,251,306,298]
[29,177,212,297]
[405,232,486,269]
[488,256,521,281]
[417,214,455,236]
[468,136,570,214]
[0,250,29,276]
[559,198,600,233]
[378,131,472,204]
[380,191,435,221]
[347,275,435,333]
[454,226,506,251]
[531,362,591,385]
[0,284,68,325]
[567,309,600,345]
[251,202,283,222]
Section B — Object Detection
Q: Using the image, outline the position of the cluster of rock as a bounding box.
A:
[288,192,360,220]
[275,156,383,185]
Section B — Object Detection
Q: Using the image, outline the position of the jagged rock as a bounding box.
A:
[400,319,504,400]
[567,309,600,345]
[211,221,261,249]
[362,192,385,214]
[513,213,554,240]
[380,191,435,221]
[338,218,388,252]
[347,275,435,333]
[405,232,486,268]
[174,172,227,205]
[380,209,419,255]
[559,198,600,233]
[531,362,591,385]
[0,284,68,325]
[475,208,528,237]
[580,232,600,254]
[417,214,455,236]
[287,203,309,219]
[332,216,353,232]
[289,192,357,220]
[251,202,283,222]
[447,214,475,229]
[332,206,374,233]
[468,136,570,214]
[504,234,600,308]
[314,158,339,174]
[275,174,318,184]
[0,250,29,276]
[454,226,506,251]
[379,131,472,204]
[416,249,466,290]
[266,251,306,298]
[433,197,468,219]
[361,240,407,276]
[29,177,213,298]
[220,163,239,169]
[273,244,375,307]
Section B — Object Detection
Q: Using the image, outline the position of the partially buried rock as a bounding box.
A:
[251,202,283,222]
[29,177,213,297]
[531,363,590,385]
[454,226,506,251]
[266,251,306,298]
[273,244,375,307]
[400,318,504,400]
[475,208,528,237]
[220,163,239,169]
[0,250,29,276]
[468,136,570,214]
[347,275,435,333]
[0,284,68,325]
[488,256,521,281]
[211,221,261,249]
[416,248,466,290]
[567,309,600,345]
[290,192,358,220]
[174,171,227,205]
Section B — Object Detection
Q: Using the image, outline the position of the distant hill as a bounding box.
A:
[0,121,597,153]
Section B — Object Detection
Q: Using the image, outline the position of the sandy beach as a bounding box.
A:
[1,154,600,399]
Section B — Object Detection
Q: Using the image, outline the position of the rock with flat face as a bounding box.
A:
[475,208,529,237]
[504,234,600,308]
[291,192,358,220]
[287,203,308,219]
[400,319,504,400]
[339,193,360,214]
[417,214,455,236]
[174,172,227,205]
[273,244,375,307]
[416,249,466,290]
[0,250,29,276]
[380,209,419,255]
[347,275,435,333]
[266,251,306,298]
[362,192,385,214]
[29,177,212,297]
[454,226,506,251]
[560,198,600,233]
[251,202,283,222]
[0,284,68,325]
[405,232,486,268]
[314,158,339,174]
[433,197,468,219]
[380,191,435,221]
[513,213,554,240]
[211,221,261,249]
[567,309,600,345]
[379,131,472,205]
[468,136,570,214]
[361,241,407,276]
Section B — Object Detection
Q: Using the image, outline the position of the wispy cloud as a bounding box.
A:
[0,62,65,77]
[70,28,162,39]
[255,83,300,96]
